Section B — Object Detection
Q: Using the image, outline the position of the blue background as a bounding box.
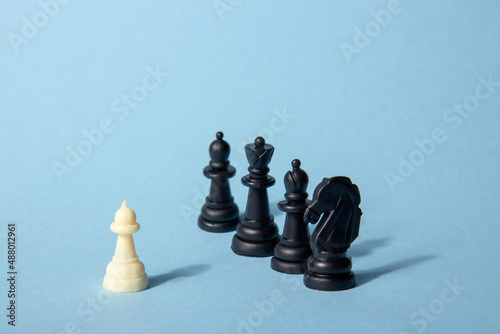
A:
[1,1,500,333]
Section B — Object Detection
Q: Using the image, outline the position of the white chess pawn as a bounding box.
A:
[103,200,149,292]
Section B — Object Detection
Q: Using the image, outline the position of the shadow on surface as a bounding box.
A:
[149,264,211,289]
[356,254,438,287]
[350,237,391,257]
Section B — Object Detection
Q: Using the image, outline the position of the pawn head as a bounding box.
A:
[209,131,231,165]
[115,200,137,225]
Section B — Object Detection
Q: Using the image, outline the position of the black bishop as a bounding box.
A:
[271,159,312,274]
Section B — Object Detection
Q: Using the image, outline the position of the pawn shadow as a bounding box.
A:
[350,237,391,257]
[149,264,211,289]
[355,254,438,287]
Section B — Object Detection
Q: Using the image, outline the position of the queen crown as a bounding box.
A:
[245,137,274,169]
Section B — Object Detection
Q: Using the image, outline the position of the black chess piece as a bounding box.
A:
[198,132,240,233]
[303,177,362,291]
[231,136,279,257]
[271,159,312,274]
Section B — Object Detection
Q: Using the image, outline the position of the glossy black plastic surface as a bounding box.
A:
[303,177,362,291]
[271,159,312,274]
[231,137,279,257]
[198,132,240,233]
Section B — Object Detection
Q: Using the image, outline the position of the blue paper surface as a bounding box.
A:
[1,1,500,333]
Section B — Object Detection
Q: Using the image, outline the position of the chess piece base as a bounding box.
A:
[198,215,239,233]
[304,252,355,291]
[271,243,311,274]
[231,235,279,257]
[271,257,307,274]
[103,274,149,293]
[303,270,355,291]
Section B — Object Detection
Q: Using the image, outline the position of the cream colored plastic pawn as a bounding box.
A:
[103,200,149,292]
